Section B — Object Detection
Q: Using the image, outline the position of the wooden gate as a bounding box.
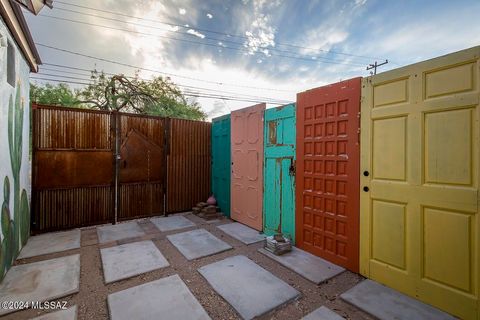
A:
[32,105,210,232]
[231,103,265,231]
[360,47,479,320]
[264,103,296,241]
[296,78,361,272]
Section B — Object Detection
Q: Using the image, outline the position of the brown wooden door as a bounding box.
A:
[296,78,361,272]
[231,103,265,231]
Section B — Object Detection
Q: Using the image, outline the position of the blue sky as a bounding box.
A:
[25,0,480,118]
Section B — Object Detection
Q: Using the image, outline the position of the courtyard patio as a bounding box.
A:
[0,213,455,320]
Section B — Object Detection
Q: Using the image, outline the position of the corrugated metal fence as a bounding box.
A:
[32,104,211,233]
[167,118,211,213]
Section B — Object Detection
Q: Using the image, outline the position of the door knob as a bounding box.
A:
[363,186,369,192]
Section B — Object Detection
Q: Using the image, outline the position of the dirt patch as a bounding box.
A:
[6,214,373,320]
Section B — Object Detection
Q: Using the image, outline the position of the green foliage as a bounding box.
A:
[30,83,81,107]
[30,73,207,120]
[78,72,207,120]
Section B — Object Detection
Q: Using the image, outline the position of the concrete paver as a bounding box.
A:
[100,240,169,283]
[97,222,145,244]
[167,229,232,260]
[302,306,344,320]
[18,229,81,259]
[198,255,299,320]
[107,274,211,320]
[259,247,344,284]
[150,215,196,232]
[32,306,77,320]
[216,223,265,244]
[0,255,80,316]
[340,279,456,320]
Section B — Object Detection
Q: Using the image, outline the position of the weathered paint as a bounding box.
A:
[231,103,265,231]
[360,46,480,320]
[211,114,231,216]
[296,78,361,273]
[263,104,296,241]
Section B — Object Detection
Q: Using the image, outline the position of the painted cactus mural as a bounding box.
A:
[0,86,30,280]
[1,177,15,275]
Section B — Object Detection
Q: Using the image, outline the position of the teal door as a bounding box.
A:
[211,114,231,216]
[264,104,296,241]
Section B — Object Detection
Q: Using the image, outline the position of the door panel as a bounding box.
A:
[296,78,361,272]
[231,104,265,230]
[360,47,480,320]
[212,115,231,216]
[264,104,296,241]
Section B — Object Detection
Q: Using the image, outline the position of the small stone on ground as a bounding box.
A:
[18,229,81,259]
[302,306,343,320]
[0,255,80,316]
[259,247,344,284]
[97,222,145,244]
[108,274,211,320]
[198,255,299,320]
[100,240,169,283]
[216,222,265,244]
[150,215,196,232]
[32,306,77,320]
[167,229,232,260]
[341,279,456,320]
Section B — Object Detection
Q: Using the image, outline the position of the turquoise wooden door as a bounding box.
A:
[264,104,296,241]
[212,114,231,216]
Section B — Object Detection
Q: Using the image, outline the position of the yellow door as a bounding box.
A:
[360,46,480,320]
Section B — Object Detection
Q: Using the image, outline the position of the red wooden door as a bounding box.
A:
[296,78,361,272]
[231,103,265,231]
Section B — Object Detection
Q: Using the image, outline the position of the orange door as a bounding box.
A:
[231,103,265,231]
[296,78,361,272]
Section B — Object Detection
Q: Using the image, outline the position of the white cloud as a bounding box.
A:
[187,29,206,39]
[354,0,367,6]
[206,13,213,19]
[179,8,186,15]
[208,100,228,118]
[170,57,301,117]
[243,0,281,56]
[122,2,172,77]
[300,29,349,55]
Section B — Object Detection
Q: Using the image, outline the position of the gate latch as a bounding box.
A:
[289,159,296,176]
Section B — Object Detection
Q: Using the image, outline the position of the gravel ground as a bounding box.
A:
[6,213,374,320]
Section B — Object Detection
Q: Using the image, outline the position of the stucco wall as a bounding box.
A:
[0,15,31,280]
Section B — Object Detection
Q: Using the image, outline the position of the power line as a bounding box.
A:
[31,76,288,105]
[50,6,369,65]
[40,66,91,77]
[36,43,296,92]
[38,14,365,67]
[54,0,384,61]
[31,77,91,86]
[38,64,292,103]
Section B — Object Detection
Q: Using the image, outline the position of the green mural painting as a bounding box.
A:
[0,87,30,280]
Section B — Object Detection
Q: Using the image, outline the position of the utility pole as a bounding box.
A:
[367,59,388,75]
